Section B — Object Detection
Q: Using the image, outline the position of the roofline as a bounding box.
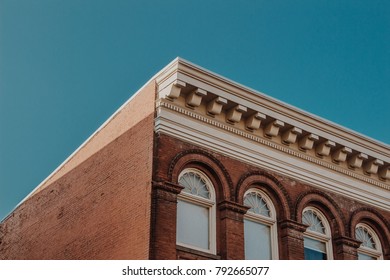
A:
[174,57,389,154]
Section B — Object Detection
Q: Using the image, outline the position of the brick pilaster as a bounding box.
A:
[218,200,249,260]
[150,181,183,260]
[334,236,361,260]
[279,219,308,260]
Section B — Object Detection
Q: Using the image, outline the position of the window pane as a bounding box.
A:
[244,219,271,260]
[356,226,376,249]
[302,210,326,234]
[244,192,270,217]
[358,253,376,260]
[179,172,210,199]
[304,248,327,260]
[304,237,326,252]
[304,237,327,260]
[177,200,209,250]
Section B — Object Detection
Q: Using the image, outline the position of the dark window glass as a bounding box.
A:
[304,248,327,260]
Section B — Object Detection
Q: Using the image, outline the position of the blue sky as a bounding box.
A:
[0,0,389,221]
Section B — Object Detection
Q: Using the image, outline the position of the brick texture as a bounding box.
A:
[152,134,390,260]
[0,83,156,260]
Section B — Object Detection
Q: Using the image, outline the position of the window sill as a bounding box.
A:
[176,245,221,260]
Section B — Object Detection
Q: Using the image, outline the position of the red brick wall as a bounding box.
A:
[2,112,388,260]
[0,85,156,260]
[152,134,390,260]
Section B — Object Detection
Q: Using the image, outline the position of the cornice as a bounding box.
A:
[154,58,390,186]
[173,58,390,156]
[158,100,389,191]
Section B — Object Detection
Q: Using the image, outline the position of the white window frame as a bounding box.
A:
[355,223,383,260]
[302,207,333,260]
[243,188,279,260]
[176,168,216,254]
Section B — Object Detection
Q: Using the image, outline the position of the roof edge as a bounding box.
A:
[174,57,389,154]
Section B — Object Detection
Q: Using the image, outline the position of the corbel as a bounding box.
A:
[379,165,390,180]
[298,133,319,151]
[207,97,227,116]
[348,153,368,169]
[332,147,352,163]
[186,88,207,108]
[282,127,302,145]
[363,159,384,175]
[264,120,284,138]
[226,104,247,123]
[245,112,266,130]
[316,140,336,157]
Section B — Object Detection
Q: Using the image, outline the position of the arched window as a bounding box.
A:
[302,207,333,260]
[355,223,383,260]
[243,189,278,259]
[176,168,216,253]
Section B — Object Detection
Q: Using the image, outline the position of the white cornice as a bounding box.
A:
[157,101,389,191]
[154,57,390,211]
[158,58,389,156]
[155,58,390,183]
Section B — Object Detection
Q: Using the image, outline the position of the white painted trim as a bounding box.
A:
[173,58,390,152]
[155,107,390,211]
[169,71,389,161]
[356,223,383,260]
[244,189,279,260]
[177,168,217,255]
[303,207,334,260]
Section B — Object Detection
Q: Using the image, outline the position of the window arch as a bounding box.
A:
[355,223,383,260]
[302,207,333,260]
[243,188,278,260]
[176,168,216,253]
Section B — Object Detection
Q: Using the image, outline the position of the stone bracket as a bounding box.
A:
[161,80,186,100]
[364,159,384,175]
[299,133,319,151]
[282,127,302,145]
[379,166,390,180]
[316,140,336,157]
[186,88,207,108]
[264,120,284,138]
[207,97,227,116]
[246,112,266,130]
[348,153,368,169]
[332,147,352,163]
[226,105,247,123]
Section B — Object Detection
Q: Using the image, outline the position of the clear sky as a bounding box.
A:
[0,0,389,221]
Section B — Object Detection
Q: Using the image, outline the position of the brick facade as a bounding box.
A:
[151,134,390,260]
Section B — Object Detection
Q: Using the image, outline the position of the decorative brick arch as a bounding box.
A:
[168,149,233,201]
[349,208,390,258]
[235,171,292,221]
[295,191,347,237]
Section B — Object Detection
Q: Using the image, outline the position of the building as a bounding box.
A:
[0,58,389,260]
